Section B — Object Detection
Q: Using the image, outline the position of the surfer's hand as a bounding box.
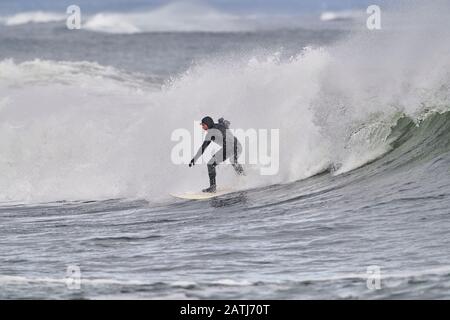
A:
[189,159,195,167]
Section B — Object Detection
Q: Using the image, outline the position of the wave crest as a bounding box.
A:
[84,2,256,34]
[1,11,65,26]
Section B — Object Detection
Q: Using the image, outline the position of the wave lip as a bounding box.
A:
[1,11,66,26]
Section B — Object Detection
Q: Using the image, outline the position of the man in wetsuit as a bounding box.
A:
[189,116,245,193]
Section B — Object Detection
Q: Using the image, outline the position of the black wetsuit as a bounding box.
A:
[193,122,244,189]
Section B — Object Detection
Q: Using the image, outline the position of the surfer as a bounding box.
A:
[189,116,245,193]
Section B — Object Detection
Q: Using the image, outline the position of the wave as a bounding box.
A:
[0,2,304,33]
[320,10,364,22]
[83,2,260,34]
[0,11,66,26]
[1,2,449,203]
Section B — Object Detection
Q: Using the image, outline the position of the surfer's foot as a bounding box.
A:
[202,185,217,193]
[204,174,216,193]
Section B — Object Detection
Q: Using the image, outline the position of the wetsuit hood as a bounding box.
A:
[201,116,214,129]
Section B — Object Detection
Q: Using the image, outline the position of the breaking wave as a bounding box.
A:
[0,1,449,203]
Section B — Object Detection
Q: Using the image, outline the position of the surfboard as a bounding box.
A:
[170,188,233,200]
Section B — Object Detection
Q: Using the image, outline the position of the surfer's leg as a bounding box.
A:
[206,162,217,191]
[203,152,222,193]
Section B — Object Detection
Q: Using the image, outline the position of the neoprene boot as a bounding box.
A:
[203,164,217,193]
[202,175,216,193]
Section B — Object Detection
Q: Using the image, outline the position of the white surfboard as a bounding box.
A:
[170,188,234,200]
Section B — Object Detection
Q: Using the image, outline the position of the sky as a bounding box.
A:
[0,0,380,14]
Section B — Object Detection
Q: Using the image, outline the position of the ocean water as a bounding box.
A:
[0,1,450,299]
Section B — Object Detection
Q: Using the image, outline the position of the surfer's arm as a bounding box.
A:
[192,140,212,163]
[190,130,216,166]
